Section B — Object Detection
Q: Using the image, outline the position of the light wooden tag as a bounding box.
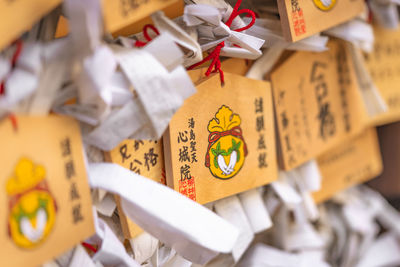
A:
[313,128,383,204]
[277,0,364,42]
[365,25,400,125]
[103,0,182,35]
[105,139,165,239]
[55,0,184,38]
[188,58,252,85]
[164,72,278,204]
[0,0,61,51]
[271,41,369,170]
[0,115,94,267]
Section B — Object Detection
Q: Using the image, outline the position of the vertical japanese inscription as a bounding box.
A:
[291,0,306,37]
[336,45,351,132]
[177,118,197,201]
[61,137,84,225]
[120,0,150,17]
[255,98,268,169]
[311,61,336,140]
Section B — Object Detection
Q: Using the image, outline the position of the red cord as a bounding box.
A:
[1,41,23,132]
[11,40,23,68]
[81,242,98,253]
[246,11,259,18]
[8,113,18,132]
[0,40,23,96]
[134,24,160,47]
[187,0,256,86]
[366,0,373,23]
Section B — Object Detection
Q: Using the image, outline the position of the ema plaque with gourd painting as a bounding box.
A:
[164,72,278,204]
[0,116,94,267]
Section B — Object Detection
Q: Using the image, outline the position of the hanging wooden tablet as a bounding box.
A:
[105,139,165,239]
[104,0,183,35]
[277,0,364,42]
[0,0,61,51]
[0,115,94,267]
[271,41,369,170]
[188,58,252,85]
[313,128,382,204]
[164,72,278,204]
[365,25,400,125]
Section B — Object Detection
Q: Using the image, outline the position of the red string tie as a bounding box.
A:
[205,126,248,167]
[134,24,160,47]
[82,242,98,253]
[187,0,256,86]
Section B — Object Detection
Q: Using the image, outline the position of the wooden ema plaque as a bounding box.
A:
[103,0,182,35]
[271,41,369,170]
[0,0,61,51]
[188,58,252,85]
[0,116,94,267]
[277,0,364,42]
[106,139,165,239]
[164,72,278,204]
[365,25,400,126]
[313,128,383,204]
[55,0,184,38]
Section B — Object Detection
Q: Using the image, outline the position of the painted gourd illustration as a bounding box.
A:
[205,105,248,179]
[313,0,336,11]
[6,158,57,249]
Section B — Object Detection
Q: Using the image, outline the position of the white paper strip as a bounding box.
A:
[130,232,159,264]
[237,243,300,267]
[95,193,117,217]
[88,163,239,264]
[271,171,302,209]
[68,245,97,267]
[246,44,286,80]
[347,42,387,117]
[296,160,322,192]
[117,48,196,139]
[325,19,374,52]
[151,11,202,67]
[28,44,70,115]
[369,0,399,29]
[214,195,255,261]
[84,98,145,151]
[183,4,264,59]
[238,188,273,233]
[91,217,140,267]
[355,232,400,267]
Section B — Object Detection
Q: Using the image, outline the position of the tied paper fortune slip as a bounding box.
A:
[105,139,165,239]
[313,127,383,204]
[0,115,94,267]
[164,72,278,204]
[365,25,400,125]
[276,0,364,42]
[271,40,369,171]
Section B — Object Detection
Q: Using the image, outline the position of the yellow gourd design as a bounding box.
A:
[6,158,57,249]
[205,105,248,179]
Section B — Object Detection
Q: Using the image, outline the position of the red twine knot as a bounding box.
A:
[134,24,160,47]
[187,0,256,86]
[205,126,248,167]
